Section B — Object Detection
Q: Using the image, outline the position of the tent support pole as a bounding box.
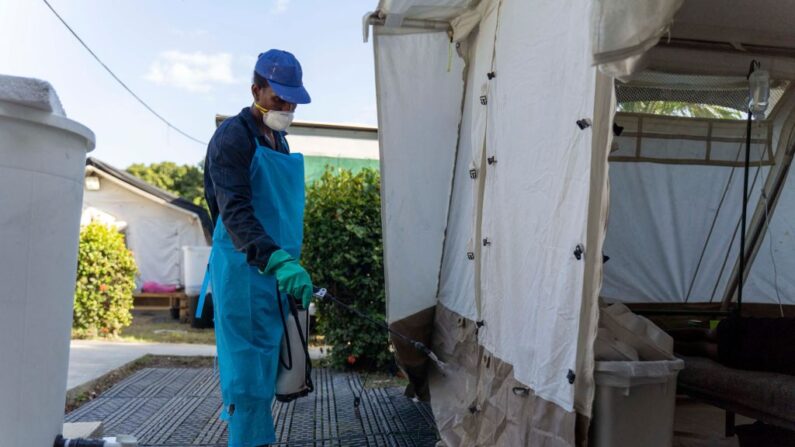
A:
[719,138,795,310]
[737,109,752,315]
[635,309,731,317]
[720,89,795,311]
[367,16,451,32]
[660,38,795,59]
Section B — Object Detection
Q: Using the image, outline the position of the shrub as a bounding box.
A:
[302,168,391,370]
[73,222,137,337]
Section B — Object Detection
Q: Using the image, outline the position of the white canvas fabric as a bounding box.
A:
[672,0,795,50]
[603,161,769,303]
[371,0,795,443]
[743,92,795,305]
[646,47,795,81]
[450,0,497,43]
[377,0,474,21]
[373,30,465,323]
[436,52,477,321]
[375,0,608,420]
[746,170,795,305]
[477,0,597,412]
[435,0,502,323]
[601,113,777,304]
[591,0,683,76]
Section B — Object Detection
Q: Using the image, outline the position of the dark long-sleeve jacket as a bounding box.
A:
[204,107,289,270]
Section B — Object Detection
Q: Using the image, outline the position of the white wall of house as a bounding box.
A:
[286,122,379,159]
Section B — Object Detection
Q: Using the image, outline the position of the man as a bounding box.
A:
[672,315,795,376]
[203,49,314,447]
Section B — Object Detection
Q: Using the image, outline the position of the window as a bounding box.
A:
[616,71,789,120]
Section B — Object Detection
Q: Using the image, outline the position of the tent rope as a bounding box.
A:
[708,129,767,303]
[762,187,786,316]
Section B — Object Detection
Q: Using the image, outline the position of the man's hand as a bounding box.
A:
[262,249,313,308]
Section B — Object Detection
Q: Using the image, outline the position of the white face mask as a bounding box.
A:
[254,102,294,131]
[263,110,294,131]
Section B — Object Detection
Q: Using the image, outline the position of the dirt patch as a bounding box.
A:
[119,309,217,344]
[64,355,214,413]
[361,371,410,389]
[72,309,217,345]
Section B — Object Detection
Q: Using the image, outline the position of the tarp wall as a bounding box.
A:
[435,0,501,323]
[476,0,598,412]
[375,0,609,443]
[603,115,771,303]
[745,92,795,304]
[604,92,795,305]
[746,159,795,303]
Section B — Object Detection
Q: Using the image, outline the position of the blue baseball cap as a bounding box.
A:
[254,49,311,104]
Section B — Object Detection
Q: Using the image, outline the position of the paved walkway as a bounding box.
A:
[68,340,326,390]
[67,340,217,390]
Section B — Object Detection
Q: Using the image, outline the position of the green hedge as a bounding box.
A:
[302,168,391,370]
[73,223,137,337]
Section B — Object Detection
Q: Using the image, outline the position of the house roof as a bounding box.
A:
[214,114,378,134]
[85,157,213,241]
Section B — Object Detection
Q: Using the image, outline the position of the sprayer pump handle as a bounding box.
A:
[313,287,328,300]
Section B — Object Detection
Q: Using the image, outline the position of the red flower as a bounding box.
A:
[347,355,357,365]
[99,284,109,292]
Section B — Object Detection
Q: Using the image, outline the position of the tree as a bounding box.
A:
[127,161,207,210]
[618,101,744,119]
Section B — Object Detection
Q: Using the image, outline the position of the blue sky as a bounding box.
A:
[0,0,378,168]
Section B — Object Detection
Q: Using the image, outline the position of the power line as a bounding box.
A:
[41,0,208,146]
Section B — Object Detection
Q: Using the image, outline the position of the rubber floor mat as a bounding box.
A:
[65,367,439,446]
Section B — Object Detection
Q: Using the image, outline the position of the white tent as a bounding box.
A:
[368,0,795,445]
[82,158,211,288]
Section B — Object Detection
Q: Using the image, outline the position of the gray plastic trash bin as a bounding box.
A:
[591,359,684,447]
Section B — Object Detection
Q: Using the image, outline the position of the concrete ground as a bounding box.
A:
[673,397,754,447]
[67,340,327,390]
[67,340,216,389]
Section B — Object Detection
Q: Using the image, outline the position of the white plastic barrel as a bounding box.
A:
[181,245,212,295]
[0,77,95,446]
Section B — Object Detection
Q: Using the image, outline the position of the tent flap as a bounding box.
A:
[590,0,683,76]
[373,30,465,323]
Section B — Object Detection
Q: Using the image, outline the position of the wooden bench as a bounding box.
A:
[133,291,188,320]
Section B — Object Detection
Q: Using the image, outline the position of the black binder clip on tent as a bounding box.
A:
[312,288,449,375]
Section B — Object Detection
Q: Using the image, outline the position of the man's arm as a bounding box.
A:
[207,124,280,269]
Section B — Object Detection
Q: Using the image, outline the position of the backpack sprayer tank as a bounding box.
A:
[275,293,313,402]
[271,287,449,403]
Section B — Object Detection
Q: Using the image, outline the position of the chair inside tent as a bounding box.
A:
[367,0,795,445]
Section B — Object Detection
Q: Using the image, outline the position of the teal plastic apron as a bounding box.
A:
[208,134,304,447]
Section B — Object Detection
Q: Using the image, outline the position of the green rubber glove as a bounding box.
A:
[262,249,313,309]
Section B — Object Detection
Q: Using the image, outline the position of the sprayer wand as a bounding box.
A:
[313,288,448,375]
